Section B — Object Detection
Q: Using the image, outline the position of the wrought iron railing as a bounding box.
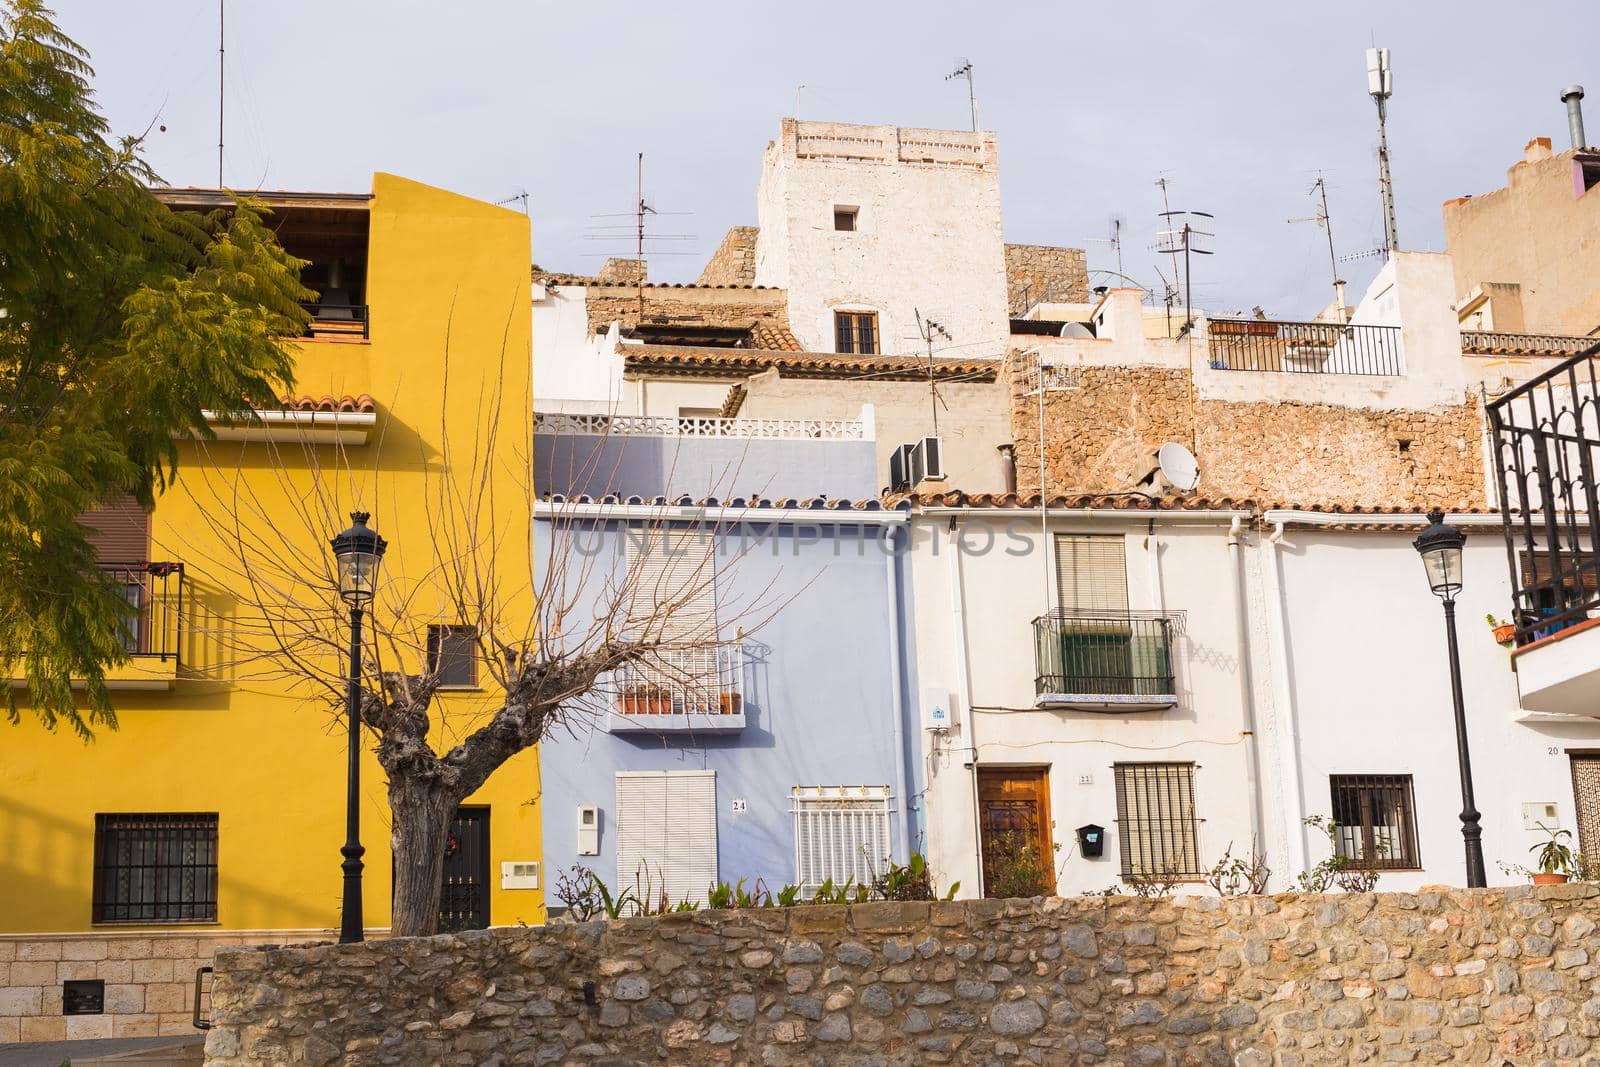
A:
[1206,318,1403,375]
[99,562,183,662]
[613,644,745,716]
[1032,612,1176,699]
[534,411,866,441]
[1486,339,1600,645]
[299,301,369,339]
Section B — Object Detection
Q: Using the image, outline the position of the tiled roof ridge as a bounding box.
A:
[532,268,778,292]
[886,490,1498,517]
[275,393,378,414]
[622,345,1000,380]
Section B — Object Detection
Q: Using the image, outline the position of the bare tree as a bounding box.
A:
[166,325,781,937]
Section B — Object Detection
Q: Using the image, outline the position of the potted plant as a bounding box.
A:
[644,685,673,715]
[620,683,648,715]
[1486,613,1516,647]
[1530,825,1575,885]
[719,692,742,715]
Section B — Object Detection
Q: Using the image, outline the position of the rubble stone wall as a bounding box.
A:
[698,227,760,287]
[1010,363,1487,509]
[205,886,1600,1065]
[1005,244,1089,314]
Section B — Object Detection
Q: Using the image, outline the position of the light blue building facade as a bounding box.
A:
[533,417,923,909]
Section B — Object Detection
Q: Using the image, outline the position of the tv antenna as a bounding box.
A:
[1366,46,1399,255]
[496,189,531,216]
[945,60,977,132]
[1082,216,1125,281]
[583,153,696,309]
[915,311,952,438]
[1288,176,1346,318]
[1154,177,1180,298]
[216,0,224,186]
[1155,210,1214,333]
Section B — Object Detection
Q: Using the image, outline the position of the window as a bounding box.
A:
[63,980,104,1016]
[833,206,858,232]
[792,786,893,893]
[1054,534,1128,611]
[834,311,878,355]
[1113,763,1201,879]
[428,625,478,687]
[92,813,218,923]
[615,772,717,906]
[1047,535,1153,693]
[1329,775,1420,870]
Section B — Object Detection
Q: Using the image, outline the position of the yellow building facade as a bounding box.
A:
[0,174,545,1043]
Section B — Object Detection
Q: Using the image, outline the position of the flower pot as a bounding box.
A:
[719,693,742,715]
[644,696,672,715]
[1532,872,1570,885]
[1492,623,1516,645]
[621,694,644,715]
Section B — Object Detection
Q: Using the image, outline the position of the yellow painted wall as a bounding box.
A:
[0,174,544,934]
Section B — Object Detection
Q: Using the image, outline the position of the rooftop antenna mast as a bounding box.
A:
[1082,216,1125,281]
[1155,210,1213,332]
[496,189,531,216]
[635,152,654,311]
[1366,46,1399,256]
[946,60,977,132]
[1154,177,1181,300]
[216,0,224,187]
[1288,176,1347,318]
[916,310,952,437]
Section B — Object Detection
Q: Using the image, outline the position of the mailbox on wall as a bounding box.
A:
[1076,823,1105,858]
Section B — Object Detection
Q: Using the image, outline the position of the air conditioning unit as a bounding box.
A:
[910,437,944,485]
[889,443,917,492]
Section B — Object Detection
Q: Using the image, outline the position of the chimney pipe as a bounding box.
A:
[1561,85,1587,150]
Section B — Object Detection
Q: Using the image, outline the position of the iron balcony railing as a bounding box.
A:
[299,301,369,339]
[100,562,184,662]
[613,644,745,717]
[1207,318,1403,376]
[1485,339,1600,645]
[1032,611,1176,701]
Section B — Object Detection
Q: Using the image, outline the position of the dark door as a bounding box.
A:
[977,767,1055,897]
[439,806,490,932]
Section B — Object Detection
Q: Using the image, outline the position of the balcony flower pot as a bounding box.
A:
[1492,624,1516,646]
[719,692,742,715]
[622,687,671,715]
[1532,872,1570,886]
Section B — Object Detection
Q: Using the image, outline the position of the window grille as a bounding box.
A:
[791,785,893,893]
[1329,774,1420,870]
[834,311,878,354]
[92,813,218,923]
[1112,763,1201,879]
[427,625,478,687]
[1054,534,1129,612]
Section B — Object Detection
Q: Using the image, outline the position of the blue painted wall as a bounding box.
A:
[535,515,923,902]
[533,432,879,501]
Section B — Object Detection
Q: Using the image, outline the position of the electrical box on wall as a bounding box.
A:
[577,804,599,855]
[501,861,540,890]
[922,687,958,731]
[1523,802,1561,831]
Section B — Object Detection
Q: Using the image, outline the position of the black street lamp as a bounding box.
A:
[330,511,387,943]
[1413,508,1487,888]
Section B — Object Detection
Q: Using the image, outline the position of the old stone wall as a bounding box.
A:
[1009,363,1487,509]
[1005,244,1089,315]
[205,887,1600,1066]
[698,227,760,287]
[583,287,795,342]
[596,258,647,286]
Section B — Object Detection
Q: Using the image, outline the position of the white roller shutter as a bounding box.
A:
[626,526,718,638]
[614,771,717,907]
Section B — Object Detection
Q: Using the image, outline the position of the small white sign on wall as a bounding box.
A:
[732,797,748,814]
[1523,802,1561,831]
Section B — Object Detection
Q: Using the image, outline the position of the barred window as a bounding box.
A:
[428,625,478,687]
[834,311,878,354]
[792,786,892,893]
[92,814,218,923]
[1330,775,1420,870]
[1113,763,1201,879]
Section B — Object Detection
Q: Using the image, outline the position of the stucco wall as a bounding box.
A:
[755,120,1009,359]
[205,887,1600,1065]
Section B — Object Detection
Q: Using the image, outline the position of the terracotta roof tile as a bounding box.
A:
[887,492,1502,525]
[277,393,377,414]
[749,324,804,351]
[623,345,1000,382]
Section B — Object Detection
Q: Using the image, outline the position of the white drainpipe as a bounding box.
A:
[884,526,912,861]
[1228,516,1265,852]
[1264,520,1310,877]
[947,518,984,897]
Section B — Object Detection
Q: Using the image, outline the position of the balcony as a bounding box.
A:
[1486,338,1600,717]
[605,645,746,733]
[300,301,369,341]
[7,563,185,691]
[533,411,867,441]
[1032,612,1178,711]
[1207,318,1403,376]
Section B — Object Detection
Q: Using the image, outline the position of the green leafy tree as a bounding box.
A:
[0,1,310,736]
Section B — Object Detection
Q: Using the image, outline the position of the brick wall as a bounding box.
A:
[205,886,1600,1065]
[1010,363,1487,509]
[1005,244,1089,315]
[698,227,760,287]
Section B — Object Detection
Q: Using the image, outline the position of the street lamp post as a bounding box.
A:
[1413,508,1487,889]
[330,512,388,943]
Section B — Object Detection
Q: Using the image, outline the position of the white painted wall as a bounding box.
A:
[531,282,625,413]
[755,120,1009,361]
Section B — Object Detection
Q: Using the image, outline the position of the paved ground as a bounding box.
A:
[0,1035,204,1066]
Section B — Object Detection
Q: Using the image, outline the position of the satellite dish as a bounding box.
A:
[1059,321,1095,338]
[1156,442,1200,492]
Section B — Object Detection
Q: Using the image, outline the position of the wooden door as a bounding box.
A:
[439,807,491,931]
[977,767,1055,897]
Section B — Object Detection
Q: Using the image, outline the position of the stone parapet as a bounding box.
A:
[205,886,1600,1065]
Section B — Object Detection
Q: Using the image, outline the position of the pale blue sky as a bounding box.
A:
[66,0,1597,317]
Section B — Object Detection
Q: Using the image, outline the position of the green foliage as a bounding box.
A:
[1531,825,1575,875]
[986,831,1054,899]
[871,851,959,901]
[1298,815,1383,893]
[0,1,311,737]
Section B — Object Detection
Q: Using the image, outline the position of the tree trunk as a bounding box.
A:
[388,775,455,938]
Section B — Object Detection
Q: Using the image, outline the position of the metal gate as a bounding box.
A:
[439,806,490,932]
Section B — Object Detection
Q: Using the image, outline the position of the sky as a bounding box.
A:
[64,0,1598,319]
